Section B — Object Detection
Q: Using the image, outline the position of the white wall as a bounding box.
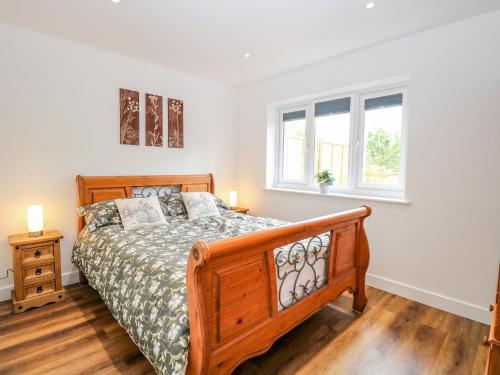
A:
[0,23,237,300]
[236,11,500,323]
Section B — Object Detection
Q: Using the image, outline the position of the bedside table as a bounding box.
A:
[230,207,249,214]
[8,230,66,313]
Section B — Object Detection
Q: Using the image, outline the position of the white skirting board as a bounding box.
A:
[0,270,80,303]
[366,273,490,325]
[0,270,490,324]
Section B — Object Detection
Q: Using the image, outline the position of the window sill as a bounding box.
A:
[264,187,411,205]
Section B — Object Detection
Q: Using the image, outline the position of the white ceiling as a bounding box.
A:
[1,0,499,85]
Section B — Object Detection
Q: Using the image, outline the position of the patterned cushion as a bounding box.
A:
[181,192,220,220]
[159,194,187,217]
[115,197,167,230]
[212,195,228,210]
[77,200,121,232]
[159,193,227,216]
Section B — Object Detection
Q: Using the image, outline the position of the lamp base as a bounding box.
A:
[28,230,43,237]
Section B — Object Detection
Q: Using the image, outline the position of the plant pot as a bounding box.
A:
[319,183,332,194]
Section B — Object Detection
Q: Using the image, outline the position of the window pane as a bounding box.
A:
[362,94,403,185]
[314,98,351,186]
[283,118,306,181]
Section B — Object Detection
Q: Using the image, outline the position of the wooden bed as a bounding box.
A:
[76,174,371,375]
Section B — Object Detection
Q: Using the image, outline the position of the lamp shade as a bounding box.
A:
[27,205,44,236]
[229,191,238,208]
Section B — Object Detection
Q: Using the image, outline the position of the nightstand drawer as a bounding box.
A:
[24,281,55,299]
[22,245,54,264]
[23,263,55,282]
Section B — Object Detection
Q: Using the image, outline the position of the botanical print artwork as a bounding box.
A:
[145,93,163,147]
[120,88,140,145]
[168,98,184,148]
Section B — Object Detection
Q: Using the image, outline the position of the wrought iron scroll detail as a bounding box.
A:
[275,232,332,311]
[131,185,181,198]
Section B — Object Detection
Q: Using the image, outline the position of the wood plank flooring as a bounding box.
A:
[0,284,489,375]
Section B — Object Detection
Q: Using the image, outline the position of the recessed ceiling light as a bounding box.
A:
[243,52,251,58]
[112,0,120,4]
[366,2,375,9]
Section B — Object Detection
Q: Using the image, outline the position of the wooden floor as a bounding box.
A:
[0,284,489,375]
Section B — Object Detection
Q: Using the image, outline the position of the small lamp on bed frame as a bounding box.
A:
[27,205,44,237]
[229,191,238,209]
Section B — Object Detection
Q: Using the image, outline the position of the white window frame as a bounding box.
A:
[311,93,356,191]
[273,82,409,199]
[356,87,408,193]
[278,105,310,185]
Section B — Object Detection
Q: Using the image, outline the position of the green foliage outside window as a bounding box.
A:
[365,128,400,183]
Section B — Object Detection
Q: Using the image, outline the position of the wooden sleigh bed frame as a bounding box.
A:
[76,174,371,375]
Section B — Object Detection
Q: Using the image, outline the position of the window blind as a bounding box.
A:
[315,97,351,117]
[365,93,403,110]
[283,110,306,122]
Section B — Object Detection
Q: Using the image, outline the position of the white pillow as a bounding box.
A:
[114,197,166,230]
[181,192,220,220]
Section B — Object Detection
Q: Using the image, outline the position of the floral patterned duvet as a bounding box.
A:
[72,210,291,375]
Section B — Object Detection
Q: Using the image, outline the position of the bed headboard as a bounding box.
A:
[76,174,214,233]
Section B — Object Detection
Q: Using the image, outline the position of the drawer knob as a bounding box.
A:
[36,286,43,294]
[34,250,41,258]
[35,268,42,276]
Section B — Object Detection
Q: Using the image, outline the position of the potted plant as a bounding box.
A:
[315,170,335,194]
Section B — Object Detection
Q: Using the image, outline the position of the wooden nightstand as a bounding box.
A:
[230,207,249,214]
[8,230,66,313]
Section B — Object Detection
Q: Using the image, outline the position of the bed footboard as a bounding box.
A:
[186,206,371,375]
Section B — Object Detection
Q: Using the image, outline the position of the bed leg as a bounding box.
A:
[352,288,367,313]
[353,207,370,313]
[79,270,88,285]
